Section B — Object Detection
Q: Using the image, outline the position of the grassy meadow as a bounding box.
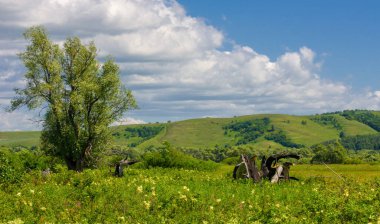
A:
[0,164,379,223]
[1,111,380,223]
[0,131,40,148]
[1,112,379,149]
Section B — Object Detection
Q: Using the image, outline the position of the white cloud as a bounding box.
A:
[0,110,41,131]
[126,46,350,113]
[0,0,379,131]
[111,117,146,126]
[0,0,223,60]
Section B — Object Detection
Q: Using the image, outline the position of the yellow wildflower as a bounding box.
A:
[344,189,349,197]
[143,200,151,210]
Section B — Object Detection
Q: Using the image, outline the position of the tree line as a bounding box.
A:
[223,118,302,148]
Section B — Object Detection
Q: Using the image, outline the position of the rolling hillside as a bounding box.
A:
[0,131,40,147]
[1,110,379,149]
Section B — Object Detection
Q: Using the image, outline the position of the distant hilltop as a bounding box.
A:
[2,110,380,151]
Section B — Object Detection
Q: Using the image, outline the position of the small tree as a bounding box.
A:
[311,142,347,164]
[10,26,137,171]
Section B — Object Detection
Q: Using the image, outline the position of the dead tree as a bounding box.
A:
[233,153,300,183]
[114,158,138,177]
[264,153,300,182]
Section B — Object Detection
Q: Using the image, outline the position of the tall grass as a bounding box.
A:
[1,165,379,223]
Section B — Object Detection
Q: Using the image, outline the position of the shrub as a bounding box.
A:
[311,142,347,164]
[265,130,304,148]
[220,156,240,165]
[142,142,218,171]
[0,148,24,186]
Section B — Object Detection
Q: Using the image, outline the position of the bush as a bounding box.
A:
[0,148,24,186]
[142,142,218,171]
[311,142,347,164]
[0,147,63,188]
[265,130,304,148]
[223,118,270,145]
[220,156,240,165]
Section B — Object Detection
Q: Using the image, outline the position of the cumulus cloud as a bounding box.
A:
[126,46,350,115]
[111,117,146,126]
[0,110,41,131]
[0,0,223,60]
[0,0,379,131]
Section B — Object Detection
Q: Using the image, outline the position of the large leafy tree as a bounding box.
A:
[10,27,137,171]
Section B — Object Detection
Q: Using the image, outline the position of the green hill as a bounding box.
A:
[0,131,40,147]
[1,110,379,149]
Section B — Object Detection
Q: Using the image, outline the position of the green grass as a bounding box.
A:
[1,112,379,149]
[226,114,340,147]
[162,118,234,148]
[292,164,380,181]
[333,114,377,136]
[249,138,286,150]
[0,131,40,147]
[111,123,165,146]
[1,164,379,223]
[269,114,339,146]
[138,124,168,148]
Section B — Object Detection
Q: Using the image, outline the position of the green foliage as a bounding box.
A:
[346,150,380,163]
[10,26,137,171]
[340,110,380,131]
[311,142,348,164]
[113,125,164,147]
[142,142,218,171]
[223,118,270,145]
[341,134,380,150]
[0,165,379,223]
[0,148,23,186]
[0,147,60,188]
[2,111,380,154]
[220,156,240,165]
[124,126,164,139]
[265,130,304,148]
[179,145,241,163]
[99,146,142,168]
[310,114,343,130]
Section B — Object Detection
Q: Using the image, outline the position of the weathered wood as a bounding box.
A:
[233,153,300,183]
[114,164,123,177]
[114,159,139,177]
[241,155,261,183]
[270,165,283,183]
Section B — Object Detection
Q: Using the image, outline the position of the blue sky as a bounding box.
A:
[179,0,380,90]
[0,0,379,130]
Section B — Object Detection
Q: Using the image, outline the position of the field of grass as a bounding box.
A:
[162,118,233,148]
[0,112,379,150]
[111,123,165,147]
[269,114,339,146]
[226,114,341,147]
[0,131,40,148]
[333,114,377,136]
[1,164,379,223]
[292,164,380,181]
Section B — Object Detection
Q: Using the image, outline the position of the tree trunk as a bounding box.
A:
[270,166,283,183]
[65,157,84,172]
[65,158,77,171]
